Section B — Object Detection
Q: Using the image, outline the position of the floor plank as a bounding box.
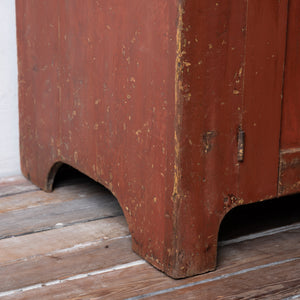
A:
[0,180,112,214]
[217,225,300,270]
[0,236,138,292]
[153,260,300,300]
[0,216,129,264]
[0,176,39,198]
[0,194,122,239]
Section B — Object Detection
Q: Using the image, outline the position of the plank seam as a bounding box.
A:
[282,295,300,300]
[0,188,40,199]
[282,294,300,300]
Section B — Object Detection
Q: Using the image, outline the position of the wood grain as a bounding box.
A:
[0,236,138,292]
[4,258,299,300]
[0,179,114,214]
[0,176,38,198]
[239,0,288,202]
[0,193,122,239]
[0,216,128,264]
[154,260,300,300]
[1,226,299,299]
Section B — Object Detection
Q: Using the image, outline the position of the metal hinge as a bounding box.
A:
[237,128,245,162]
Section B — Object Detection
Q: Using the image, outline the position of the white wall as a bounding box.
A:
[0,0,20,177]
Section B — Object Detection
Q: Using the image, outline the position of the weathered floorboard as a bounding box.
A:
[0,176,39,198]
[0,194,122,239]
[1,226,299,299]
[153,260,300,300]
[3,256,299,300]
[0,216,129,264]
[0,179,112,214]
[0,236,138,292]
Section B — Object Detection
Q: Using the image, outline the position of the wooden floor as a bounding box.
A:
[0,167,299,299]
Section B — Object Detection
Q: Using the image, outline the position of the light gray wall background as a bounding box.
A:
[0,1,20,178]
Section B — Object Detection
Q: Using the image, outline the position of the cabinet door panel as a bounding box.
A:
[279,0,300,196]
[238,0,288,202]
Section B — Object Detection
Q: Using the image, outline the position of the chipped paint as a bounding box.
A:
[171,1,187,271]
[173,2,184,199]
[223,194,244,209]
[74,151,78,163]
[203,131,218,154]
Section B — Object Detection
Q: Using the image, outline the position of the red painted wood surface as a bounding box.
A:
[16,0,298,278]
[239,0,288,201]
[279,0,300,196]
[172,0,288,277]
[281,0,300,150]
[172,0,247,277]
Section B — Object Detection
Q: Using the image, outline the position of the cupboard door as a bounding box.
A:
[279,0,300,196]
[238,0,288,202]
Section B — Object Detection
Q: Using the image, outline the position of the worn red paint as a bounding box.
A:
[16,0,299,278]
[279,0,300,196]
[281,0,300,150]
